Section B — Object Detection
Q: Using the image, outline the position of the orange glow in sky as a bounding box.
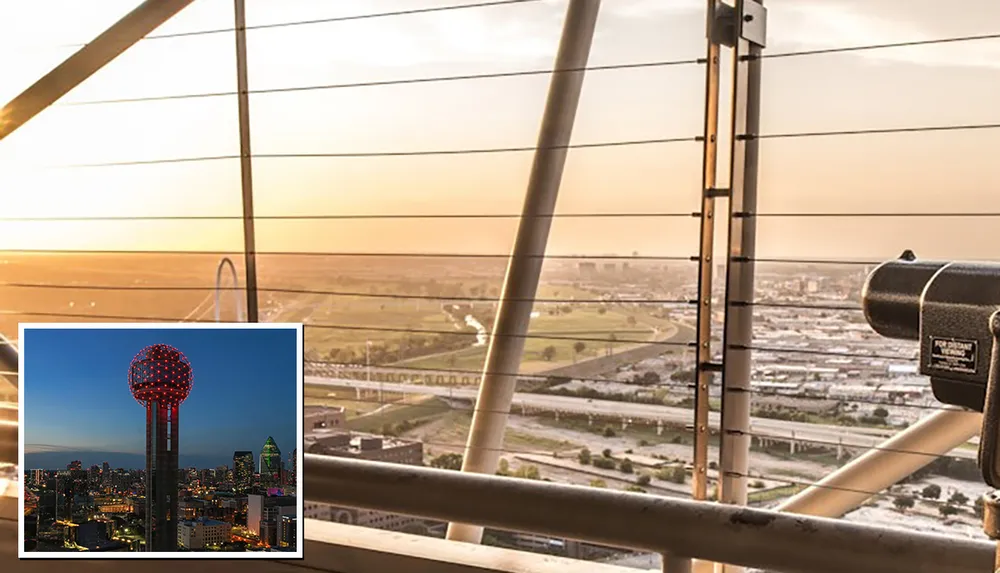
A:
[0,0,999,260]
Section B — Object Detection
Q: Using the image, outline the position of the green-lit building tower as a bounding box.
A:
[259,436,283,488]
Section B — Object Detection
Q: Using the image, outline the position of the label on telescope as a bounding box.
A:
[929,337,978,374]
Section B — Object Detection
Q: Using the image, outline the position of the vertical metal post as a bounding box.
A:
[718,2,765,572]
[445,0,602,544]
[233,0,260,323]
[692,0,724,504]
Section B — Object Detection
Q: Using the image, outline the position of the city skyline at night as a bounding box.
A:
[18,323,304,557]
[20,324,302,468]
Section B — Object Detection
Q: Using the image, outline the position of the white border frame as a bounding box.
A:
[17,322,305,560]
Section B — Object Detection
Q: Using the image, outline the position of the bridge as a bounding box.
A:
[305,376,978,461]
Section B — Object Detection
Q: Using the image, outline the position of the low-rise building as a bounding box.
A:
[177,517,232,550]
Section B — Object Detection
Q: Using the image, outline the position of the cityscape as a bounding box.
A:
[18,325,301,555]
[23,437,297,553]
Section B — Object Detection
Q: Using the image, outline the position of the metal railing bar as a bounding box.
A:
[302,454,995,573]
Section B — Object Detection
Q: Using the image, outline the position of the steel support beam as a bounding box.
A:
[778,408,981,517]
[718,2,765,571]
[305,454,996,573]
[233,0,260,323]
[0,0,197,142]
[446,0,601,545]
[691,0,724,504]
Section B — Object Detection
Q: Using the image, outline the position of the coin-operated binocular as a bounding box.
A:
[862,250,1000,559]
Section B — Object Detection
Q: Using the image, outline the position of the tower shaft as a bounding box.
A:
[145,402,179,551]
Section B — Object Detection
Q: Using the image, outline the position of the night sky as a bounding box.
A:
[22,326,300,470]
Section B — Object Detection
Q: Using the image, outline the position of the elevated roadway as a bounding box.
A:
[304,376,977,460]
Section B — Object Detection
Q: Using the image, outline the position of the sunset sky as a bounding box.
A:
[0,0,998,261]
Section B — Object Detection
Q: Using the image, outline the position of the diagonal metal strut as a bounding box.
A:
[0,0,197,142]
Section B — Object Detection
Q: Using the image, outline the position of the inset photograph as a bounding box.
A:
[18,323,303,558]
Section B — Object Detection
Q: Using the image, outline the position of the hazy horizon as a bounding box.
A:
[23,448,253,471]
[1,0,999,261]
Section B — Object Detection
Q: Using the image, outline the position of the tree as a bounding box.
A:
[589,479,607,488]
[602,426,616,438]
[573,341,586,362]
[893,496,915,511]
[670,369,696,383]
[578,448,591,465]
[636,474,651,486]
[542,345,557,361]
[592,457,615,469]
[597,307,608,315]
[872,407,889,419]
[602,448,613,458]
[515,465,541,480]
[921,484,942,500]
[497,458,510,476]
[939,504,960,517]
[626,315,637,327]
[619,458,634,474]
[975,496,985,518]
[430,453,463,471]
[949,491,969,505]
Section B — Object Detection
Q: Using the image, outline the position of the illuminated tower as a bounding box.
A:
[233,451,254,493]
[259,437,282,488]
[128,344,193,552]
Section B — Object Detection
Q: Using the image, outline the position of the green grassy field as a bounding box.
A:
[276,278,679,372]
[347,397,454,433]
[403,306,676,373]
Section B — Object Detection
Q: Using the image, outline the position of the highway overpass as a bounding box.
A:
[304,376,977,460]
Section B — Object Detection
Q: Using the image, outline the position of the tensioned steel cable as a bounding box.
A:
[755,212,1000,218]
[0,248,697,261]
[43,136,699,169]
[304,360,952,412]
[0,309,695,347]
[24,121,998,170]
[728,472,971,507]
[0,281,865,313]
[54,33,1000,107]
[762,32,1000,61]
[0,281,696,306]
[65,59,704,107]
[34,0,545,50]
[734,344,916,362]
[753,122,1000,140]
[0,212,698,222]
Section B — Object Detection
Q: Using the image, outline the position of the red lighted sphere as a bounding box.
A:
[128,344,193,407]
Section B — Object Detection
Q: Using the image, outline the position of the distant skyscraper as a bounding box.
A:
[128,343,194,552]
[102,462,111,487]
[233,451,254,493]
[259,437,283,488]
[286,449,297,486]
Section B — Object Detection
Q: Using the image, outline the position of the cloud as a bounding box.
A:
[768,1,1000,70]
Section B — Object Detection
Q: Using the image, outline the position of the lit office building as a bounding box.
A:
[233,451,254,494]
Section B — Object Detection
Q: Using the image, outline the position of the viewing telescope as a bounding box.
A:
[862,250,1000,558]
